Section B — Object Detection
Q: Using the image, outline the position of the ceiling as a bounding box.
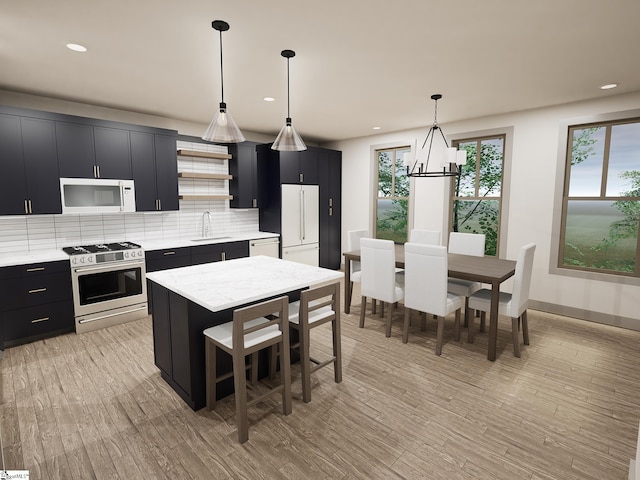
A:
[2,0,639,144]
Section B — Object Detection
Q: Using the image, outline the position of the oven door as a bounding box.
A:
[72,260,147,318]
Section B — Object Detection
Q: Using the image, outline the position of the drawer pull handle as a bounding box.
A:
[26,267,46,272]
[32,317,49,324]
[29,288,47,294]
[163,251,176,256]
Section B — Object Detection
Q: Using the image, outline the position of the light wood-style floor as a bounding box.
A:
[1,284,640,479]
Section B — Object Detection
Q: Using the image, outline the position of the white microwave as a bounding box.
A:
[60,178,136,214]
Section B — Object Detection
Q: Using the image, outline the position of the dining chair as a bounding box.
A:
[359,238,405,337]
[447,232,486,341]
[288,281,341,403]
[403,243,463,354]
[203,296,292,443]
[468,243,536,357]
[409,229,441,245]
[347,229,369,311]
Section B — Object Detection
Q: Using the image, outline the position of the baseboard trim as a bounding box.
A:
[530,300,640,332]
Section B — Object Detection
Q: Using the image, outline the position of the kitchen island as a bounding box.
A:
[146,255,342,410]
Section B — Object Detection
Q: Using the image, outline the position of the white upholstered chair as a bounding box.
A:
[203,296,292,443]
[447,232,485,342]
[347,229,369,311]
[359,238,405,337]
[468,243,536,357]
[409,229,442,245]
[403,243,463,354]
[288,281,342,403]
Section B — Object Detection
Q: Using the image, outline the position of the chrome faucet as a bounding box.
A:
[202,211,212,238]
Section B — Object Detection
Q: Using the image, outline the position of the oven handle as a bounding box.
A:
[74,260,146,274]
[78,305,148,324]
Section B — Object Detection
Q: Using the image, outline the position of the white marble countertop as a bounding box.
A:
[0,232,279,268]
[146,255,342,313]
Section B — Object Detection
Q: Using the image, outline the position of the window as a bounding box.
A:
[450,135,505,256]
[560,118,640,276]
[375,146,410,243]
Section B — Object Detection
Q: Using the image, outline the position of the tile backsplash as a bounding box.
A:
[0,140,260,254]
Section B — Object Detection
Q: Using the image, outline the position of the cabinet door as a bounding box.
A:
[190,243,223,265]
[145,247,192,272]
[150,282,172,376]
[3,300,74,344]
[222,241,249,260]
[154,134,179,211]
[229,142,259,208]
[299,146,319,185]
[0,113,28,215]
[319,149,342,269]
[21,117,62,214]
[130,131,158,211]
[94,126,132,179]
[278,151,302,184]
[56,121,96,178]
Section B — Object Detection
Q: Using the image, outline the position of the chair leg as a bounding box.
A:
[402,307,411,343]
[300,320,312,403]
[372,299,377,315]
[332,315,342,384]
[480,311,486,332]
[421,312,427,331]
[467,308,475,344]
[380,301,385,319]
[349,281,354,309]
[250,352,259,385]
[463,297,470,328]
[359,296,367,328]
[205,338,217,410]
[269,344,277,381]
[232,347,249,443]
[521,310,530,345]
[385,302,393,337]
[454,309,461,342]
[280,328,293,416]
[435,316,444,356]
[511,316,521,358]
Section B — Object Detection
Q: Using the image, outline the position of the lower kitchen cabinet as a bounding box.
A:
[0,261,74,347]
[145,246,192,272]
[191,240,249,265]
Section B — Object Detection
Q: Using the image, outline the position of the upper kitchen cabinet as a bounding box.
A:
[318,148,342,270]
[56,121,132,179]
[259,145,319,185]
[0,113,61,215]
[229,141,262,208]
[130,131,179,212]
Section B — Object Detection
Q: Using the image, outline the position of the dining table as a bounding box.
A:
[343,245,517,361]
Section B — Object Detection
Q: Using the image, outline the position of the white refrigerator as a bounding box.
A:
[281,184,319,266]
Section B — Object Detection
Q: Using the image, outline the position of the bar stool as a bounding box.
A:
[203,296,292,443]
[288,281,342,403]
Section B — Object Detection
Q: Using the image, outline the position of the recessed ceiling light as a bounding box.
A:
[372,126,381,130]
[66,43,87,52]
[263,97,275,102]
[600,83,618,90]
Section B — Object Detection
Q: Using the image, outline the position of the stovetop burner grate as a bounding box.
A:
[63,242,142,255]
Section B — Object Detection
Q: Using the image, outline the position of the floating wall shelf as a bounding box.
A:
[178,195,233,201]
[178,172,232,180]
[177,149,232,160]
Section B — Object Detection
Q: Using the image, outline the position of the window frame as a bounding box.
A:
[558,117,640,278]
[373,145,410,243]
[449,133,506,257]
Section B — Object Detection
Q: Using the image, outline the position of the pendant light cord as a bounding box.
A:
[218,29,225,104]
[286,56,291,119]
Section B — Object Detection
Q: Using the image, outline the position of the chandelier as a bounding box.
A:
[404,94,466,177]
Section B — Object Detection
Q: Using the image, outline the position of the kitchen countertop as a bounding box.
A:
[146,255,342,313]
[0,231,279,268]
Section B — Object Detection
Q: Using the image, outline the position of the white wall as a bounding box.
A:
[325,91,640,330]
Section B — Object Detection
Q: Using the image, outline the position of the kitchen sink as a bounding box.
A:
[190,236,232,242]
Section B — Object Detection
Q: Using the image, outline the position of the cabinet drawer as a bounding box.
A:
[190,243,223,265]
[3,300,74,344]
[1,271,72,311]
[0,260,69,280]
[146,247,191,272]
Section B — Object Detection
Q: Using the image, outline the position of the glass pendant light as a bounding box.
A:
[202,20,245,143]
[272,49,306,151]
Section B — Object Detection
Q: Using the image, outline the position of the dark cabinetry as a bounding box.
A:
[0,113,61,215]
[277,148,319,184]
[57,122,132,179]
[145,247,192,273]
[318,148,342,269]
[191,240,249,265]
[131,132,179,211]
[0,261,74,347]
[229,141,261,208]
